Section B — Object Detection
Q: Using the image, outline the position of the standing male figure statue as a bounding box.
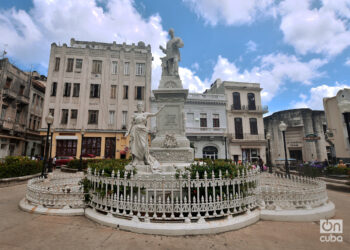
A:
[160,28,184,76]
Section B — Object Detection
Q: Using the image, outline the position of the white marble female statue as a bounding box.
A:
[125,102,165,171]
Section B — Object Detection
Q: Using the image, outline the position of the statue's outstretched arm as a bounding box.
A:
[146,105,166,118]
[125,119,134,137]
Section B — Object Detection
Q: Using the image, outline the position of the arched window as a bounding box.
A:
[232,92,241,110]
[247,93,256,110]
[203,146,218,160]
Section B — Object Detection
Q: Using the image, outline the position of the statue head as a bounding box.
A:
[137,102,143,112]
[169,28,174,38]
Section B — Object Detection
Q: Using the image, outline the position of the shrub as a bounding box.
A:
[325,166,349,176]
[67,159,98,170]
[87,159,132,177]
[0,156,43,179]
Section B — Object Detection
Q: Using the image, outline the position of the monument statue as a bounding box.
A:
[160,28,184,76]
[125,102,165,172]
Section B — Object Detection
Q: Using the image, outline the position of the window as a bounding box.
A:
[136,63,145,76]
[32,94,36,104]
[29,115,32,129]
[123,86,129,99]
[19,85,25,96]
[109,110,115,125]
[56,140,77,156]
[75,59,83,70]
[5,77,12,88]
[122,111,127,129]
[213,114,220,128]
[90,84,100,98]
[49,109,54,116]
[51,82,57,96]
[63,82,71,97]
[203,146,218,160]
[72,83,80,97]
[200,113,207,128]
[247,93,256,110]
[54,57,60,71]
[71,109,78,119]
[32,116,36,130]
[112,61,118,74]
[105,138,116,158]
[88,110,99,124]
[82,137,101,156]
[232,92,241,110]
[15,110,20,123]
[111,85,117,99]
[124,62,130,75]
[234,118,243,139]
[92,60,102,74]
[61,109,68,124]
[66,58,74,72]
[344,113,350,144]
[249,118,258,135]
[1,105,7,120]
[135,86,144,100]
[37,118,41,129]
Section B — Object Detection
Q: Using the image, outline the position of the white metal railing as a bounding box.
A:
[25,173,84,209]
[87,168,260,222]
[186,127,226,134]
[259,173,328,210]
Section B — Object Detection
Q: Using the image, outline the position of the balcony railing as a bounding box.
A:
[17,95,30,105]
[230,133,266,141]
[187,93,226,101]
[2,89,17,100]
[186,127,226,134]
[231,104,268,113]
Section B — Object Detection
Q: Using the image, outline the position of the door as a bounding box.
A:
[105,137,116,158]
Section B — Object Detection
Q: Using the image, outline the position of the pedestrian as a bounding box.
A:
[258,156,264,172]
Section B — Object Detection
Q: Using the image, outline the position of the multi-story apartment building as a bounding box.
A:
[27,71,46,157]
[42,39,152,159]
[151,92,227,159]
[0,58,31,157]
[206,79,268,163]
[323,88,350,163]
[184,93,227,159]
[264,109,330,165]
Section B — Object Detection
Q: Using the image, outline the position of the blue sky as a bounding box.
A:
[1,0,350,114]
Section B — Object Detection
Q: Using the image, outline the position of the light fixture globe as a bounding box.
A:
[279,121,287,132]
[45,114,54,125]
[266,132,271,140]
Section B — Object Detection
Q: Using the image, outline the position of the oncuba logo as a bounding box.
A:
[320,219,343,243]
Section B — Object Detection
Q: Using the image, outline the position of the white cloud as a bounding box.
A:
[279,0,350,57]
[179,67,207,93]
[0,0,169,88]
[208,53,327,103]
[345,58,350,66]
[183,0,276,26]
[191,62,200,71]
[322,0,350,18]
[246,40,257,53]
[292,83,350,110]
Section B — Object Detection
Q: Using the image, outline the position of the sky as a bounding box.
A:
[0,0,350,114]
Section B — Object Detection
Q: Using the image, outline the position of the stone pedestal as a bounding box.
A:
[150,77,194,171]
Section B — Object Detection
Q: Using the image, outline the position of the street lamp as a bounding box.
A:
[48,127,54,173]
[41,114,54,177]
[79,127,85,172]
[266,132,272,173]
[279,121,290,177]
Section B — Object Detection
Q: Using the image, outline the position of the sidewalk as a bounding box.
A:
[0,184,349,250]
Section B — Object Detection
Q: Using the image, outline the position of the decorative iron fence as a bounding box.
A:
[26,173,84,209]
[259,173,328,210]
[86,168,260,222]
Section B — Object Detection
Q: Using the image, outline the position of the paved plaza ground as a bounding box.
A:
[0,184,349,250]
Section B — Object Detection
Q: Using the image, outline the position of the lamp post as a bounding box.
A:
[79,128,85,172]
[41,114,54,177]
[279,121,290,177]
[266,132,272,173]
[48,127,54,173]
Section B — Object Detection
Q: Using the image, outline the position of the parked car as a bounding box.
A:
[80,154,96,159]
[54,156,75,167]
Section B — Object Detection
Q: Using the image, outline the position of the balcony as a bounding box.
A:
[2,89,17,100]
[230,104,268,114]
[230,133,266,142]
[17,95,30,105]
[186,127,226,135]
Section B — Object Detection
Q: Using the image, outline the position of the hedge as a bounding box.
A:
[0,156,43,179]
